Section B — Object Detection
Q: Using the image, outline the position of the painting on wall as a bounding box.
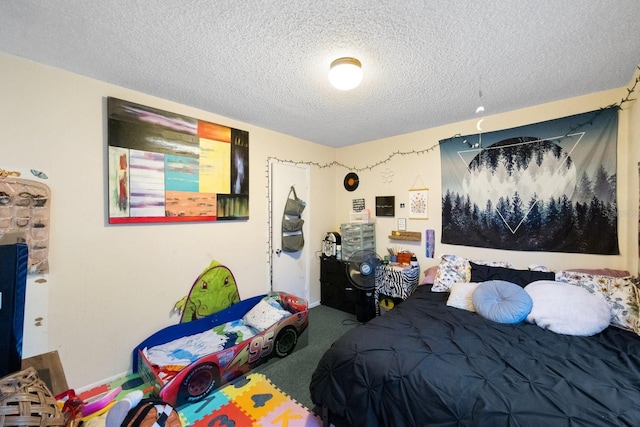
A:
[409,188,429,219]
[107,97,249,224]
[375,196,395,217]
[439,107,619,255]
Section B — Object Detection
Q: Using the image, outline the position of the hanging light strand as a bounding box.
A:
[267,66,639,172]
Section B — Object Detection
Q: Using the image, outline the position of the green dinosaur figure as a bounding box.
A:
[173,260,241,323]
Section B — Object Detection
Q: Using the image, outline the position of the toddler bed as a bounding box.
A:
[310,257,640,427]
[133,292,308,407]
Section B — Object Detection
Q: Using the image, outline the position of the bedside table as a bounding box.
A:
[374,264,420,315]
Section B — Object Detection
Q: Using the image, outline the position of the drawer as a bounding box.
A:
[341,223,375,233]
[320,257,348,282]
[321,281,357,314]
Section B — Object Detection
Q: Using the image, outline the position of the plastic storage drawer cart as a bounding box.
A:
[340,223,376,260]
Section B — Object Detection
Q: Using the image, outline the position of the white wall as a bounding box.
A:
[1,53,336,388]
[336,83,639,274]
[626,68,640,275]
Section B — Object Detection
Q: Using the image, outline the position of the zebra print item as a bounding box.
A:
[374,265,420,315]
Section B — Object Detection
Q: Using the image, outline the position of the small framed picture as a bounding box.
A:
[398,218,407,231]
[375,196,395,217]
[409,188,429,220]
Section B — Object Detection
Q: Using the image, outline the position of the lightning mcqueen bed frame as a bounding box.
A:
[133,292,308,407]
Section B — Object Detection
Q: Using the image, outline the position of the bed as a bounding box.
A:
[309,260,640,427]
[133,292,308,407]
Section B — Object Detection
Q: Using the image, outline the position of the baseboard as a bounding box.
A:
[76,370,130,394]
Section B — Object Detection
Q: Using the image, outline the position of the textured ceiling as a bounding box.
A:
[1,1,639,148]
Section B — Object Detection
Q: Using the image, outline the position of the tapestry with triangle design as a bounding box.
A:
[439,107,618,254]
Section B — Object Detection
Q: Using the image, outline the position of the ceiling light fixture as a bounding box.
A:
[328,57,363,90]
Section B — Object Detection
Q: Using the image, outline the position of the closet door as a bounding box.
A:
[0,243,28,377]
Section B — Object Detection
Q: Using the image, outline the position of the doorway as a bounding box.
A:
[269,161,310,301]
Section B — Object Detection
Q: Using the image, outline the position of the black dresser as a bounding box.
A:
[319,256,357,314]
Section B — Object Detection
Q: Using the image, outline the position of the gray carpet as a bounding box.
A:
[255,304,360,409]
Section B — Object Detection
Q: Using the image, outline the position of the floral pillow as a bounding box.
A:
[555,270,640,334]
[432,255,471,292]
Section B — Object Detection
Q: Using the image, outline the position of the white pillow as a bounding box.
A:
[446,282,479,311]
[524,280,611,336]
[555,270,640,334]
[242,298,290,331]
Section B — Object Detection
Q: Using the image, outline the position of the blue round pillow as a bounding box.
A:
[472,280,533,324]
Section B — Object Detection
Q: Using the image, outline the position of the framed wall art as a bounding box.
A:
[409,188,429,220]
[375,196,395,217]
[107,97,249,224]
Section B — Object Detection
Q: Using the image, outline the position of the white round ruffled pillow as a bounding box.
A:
[524,280,611,336]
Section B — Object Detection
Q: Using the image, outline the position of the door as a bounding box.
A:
[269,161,310,300]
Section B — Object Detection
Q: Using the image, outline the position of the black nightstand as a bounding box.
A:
[320,256,357,314]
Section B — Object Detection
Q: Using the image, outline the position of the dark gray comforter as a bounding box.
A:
[310,285,640,426]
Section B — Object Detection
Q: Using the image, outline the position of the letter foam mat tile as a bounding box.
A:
[177,372,324,426]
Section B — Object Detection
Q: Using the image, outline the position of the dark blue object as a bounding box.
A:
[0,243,29,377]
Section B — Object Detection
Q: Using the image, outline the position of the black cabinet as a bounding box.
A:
[0,243,29,377]
[320,256,357,314]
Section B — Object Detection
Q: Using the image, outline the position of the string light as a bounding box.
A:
[265,67,639,282]
[267,66,639,173]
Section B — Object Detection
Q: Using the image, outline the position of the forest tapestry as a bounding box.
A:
[440,107,618,254]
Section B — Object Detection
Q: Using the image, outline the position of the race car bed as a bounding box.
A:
[310,283,640,426]
[134,292,308,407]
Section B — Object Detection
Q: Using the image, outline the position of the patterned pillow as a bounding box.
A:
[555,270,640,334]
[470,260,512,268]
[431,255,471,292]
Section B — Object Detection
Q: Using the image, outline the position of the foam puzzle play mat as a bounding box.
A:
[67,371,323,427]
[178,372,322,426]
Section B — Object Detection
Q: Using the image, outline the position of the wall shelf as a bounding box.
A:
[388,231,421,242]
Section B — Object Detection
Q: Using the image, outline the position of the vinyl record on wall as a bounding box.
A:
[344,172,359,191]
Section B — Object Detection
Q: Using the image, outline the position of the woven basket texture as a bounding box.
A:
[0,367,66,427]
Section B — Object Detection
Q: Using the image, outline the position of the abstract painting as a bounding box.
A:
[107,97,249,223]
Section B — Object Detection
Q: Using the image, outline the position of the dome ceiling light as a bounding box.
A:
[328,57,363,90]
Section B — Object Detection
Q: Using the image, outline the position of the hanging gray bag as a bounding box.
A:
[284,186,306,216]
[282,186,305,252]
